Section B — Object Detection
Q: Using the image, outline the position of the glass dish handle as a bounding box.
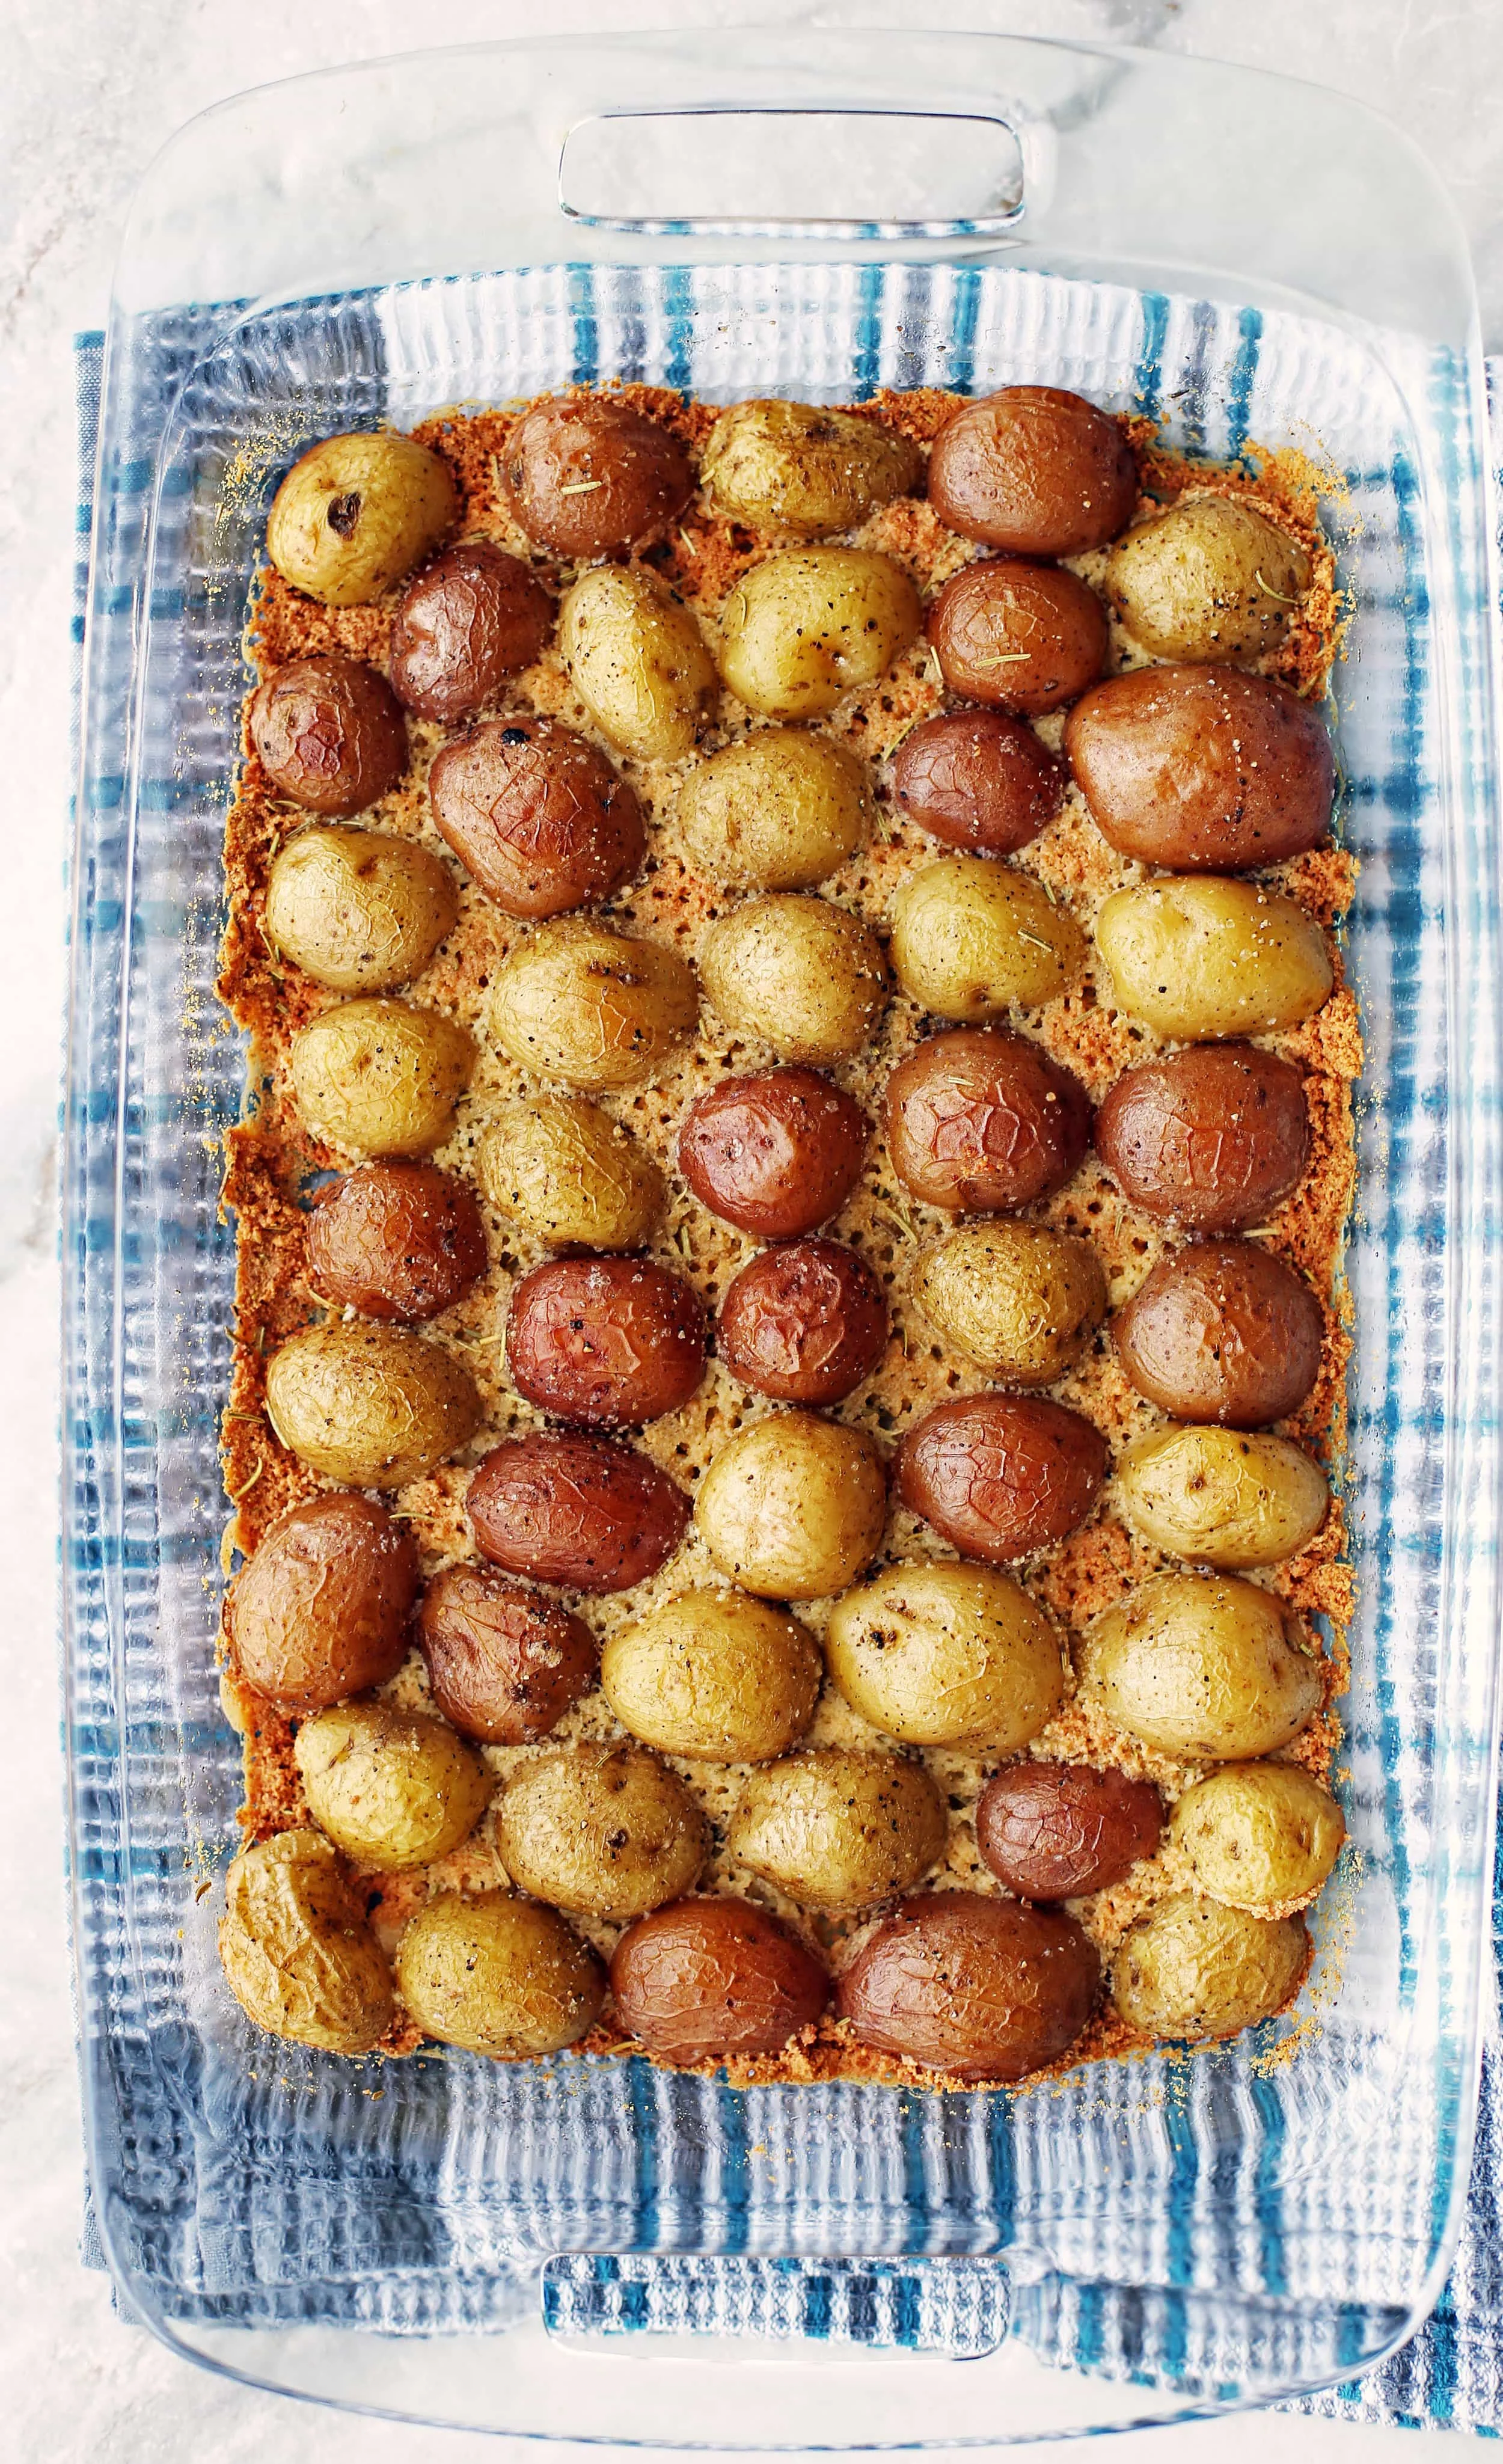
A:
[539,2254,1011,2358]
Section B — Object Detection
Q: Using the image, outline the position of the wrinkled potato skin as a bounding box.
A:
[396,1891,605,2058]
[886,1028,1092,1213]
[290,998,476,1157]
[898,1394,1108,1563]
[700,895,889,1062]
[1096,880,1333,1041]
[602,1591,821,1763]
[1095,1046,1309,1232]
[477,1096,664,1250]
[678,1067,869,1240]
[1172,1764,1345,1912]
[1065,667,1335,872]
[928,560,1108,717]
[506,396,694,557]
[265,1322,482,1488]
[719,549,922,720]
[976,1761,1164,1901]
[911,1222,1107,1385]
[219,1830,394,2053]
[825,1561,1065,1751]
[837,1892,1100,2083]
[266,827,457,995]
[717,1238,887,1405]
[489,920,698,1091]
[468,1432,690,1593]
[728,1749,947,1909]
[702,399,922,538]
[677,732,872,891]
[268,432,458,605]
[1110,1893,1308,2043]
[1079,1573,1324,1760]
[1115,1239,1324,1427]
[694,1412,887,1601]
[497,1742,708,1920]
[228,1493,419,1711]
[428,717,644,918]
[892,858,1087,1019]
[560,565,717,761]
[890,708,1067,856]
[295,1700,493,1870]
[928,387,1137,556]
[1116,1426,1330,1568]
[417,1565,598,1744]
[249,657,408,817]
[611,1898,829,2062]
[305,1162,488,1321]
[390,541,553,721]
[506,1256,706,1428]
[1106,497,1311,664]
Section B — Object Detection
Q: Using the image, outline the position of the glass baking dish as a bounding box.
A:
[63,27,1503,2444]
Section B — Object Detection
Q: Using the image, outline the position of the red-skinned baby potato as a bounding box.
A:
[227,1493,419,1712]
[416,1564,598,1743]
[716,1237,887,1405]
[610,1898,830,2064]
[467,1431,690,1593]
[1064,666,1335,872]
[898,1394,1108,1562]
[836,1891,1100,2082]
[305,1161,488,1321]
[1114,1238,1325,1427]
[928,387,1137,557]
[976,1762,1165,1900]
[886,1028,1091,1213]
[889,708,1067,855]
[927,560,1108,716]
[505,1256,707,1427]
[249,655,407,816]
[428,716,645,918]
[678,1068,869,1239]
[506,395,694,556]
[389,541,553,721]
[1095,1047,1310,1233]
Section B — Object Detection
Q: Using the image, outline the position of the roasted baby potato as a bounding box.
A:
[390,541,553,720]
[1065,666,1335,872]
[975,1761,1163,1901]
[506,1256,706,1428]
[1116,1426,1330,1568]
[701,399,922,537]
[610,1898,829,2063]
[468,1432,689,1593]
[889,708,1066,856]
[694,1411,886,1601]
[506,395,694,557]
[1172,1764,1344,1912]
[898,1394,1108,1562]
[678,1067,869,1240]
[728,1749,947,1910]
[699,894,889,1062]
[295,1699,492,1870]
[417,1565,598,1744]
[825,1560,1065,1751]
[1095,1046,1309,1231]
[249,656,408,816]
[927,559,1108,716]
[602,1590,821,1763]
[910,1222,1107,1387]
[717,1238,887,1406]
[289,997,476,1156]
[1115,1239,1324,1428]
[266,827,457,995]
[1110,1893,1308,2043]
[890,857,1086,1018]
[219,1830,393,2053]
[305,1161,488,1323]
[397,1892,605,2058]
[928,387,1137,556]
[719,548,921,719]
[1079,1573,1324,1760]
[488,920,698,1090]
[560,565,717,761]
[267,431,458,604]
[265,1321,482,1488]
[227,1492,418,1712]
[476,1096,664,1251]
[428,717,644,918]
[837,1892,1100,2082]
[1095,878,1333,1040]
[1106,497,1311,664]
[496,1742,708,1921]
[886,1028,1091,1212]
[677,728,874,890]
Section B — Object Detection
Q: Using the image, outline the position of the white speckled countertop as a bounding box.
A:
[4,2,1499,2455]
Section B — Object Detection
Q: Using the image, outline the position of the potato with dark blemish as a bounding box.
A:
[219,1830,393,2053]
[1079,1573,1325,1760]
[428,717,644,918]
[1171,1764,1344,1913]
[289,998,476,1157]
[267,432,457,604]
[1116,1426,1329,1568]
[1106,497,1311,664]
[719,548,921,720]
[890,857,1087,1019]
[560,565,717,761]
[489,920,698,1092]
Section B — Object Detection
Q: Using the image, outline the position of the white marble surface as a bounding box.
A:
[3,1,1501,2455]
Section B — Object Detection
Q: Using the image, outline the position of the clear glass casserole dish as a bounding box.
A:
[63,27,1503,2444]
